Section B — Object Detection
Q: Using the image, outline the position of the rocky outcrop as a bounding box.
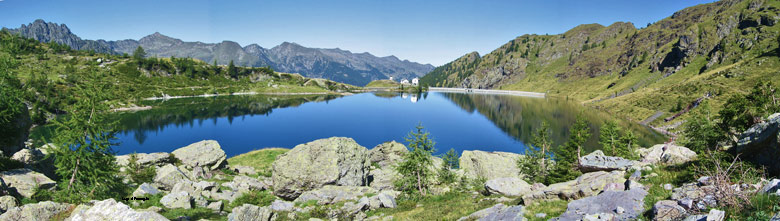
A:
[485,177,533,197]
[160,191,192,209]
[293,185,377,205]
[272,137,370,200]
[222,175,268,193]
[153,164,191,190]
[578,150,636,172]
[0,169,56,198]
[228,204,275,221]
[368,141,407,167]
[735,113,780,174]
[460,150,523,180]
[115,152,171,167]
[457,203,526,221]
[132,183,161,197]
[0,196,17,213]
[652,200,688,221]
[171,140,227,170]
[554,189,647,220]
[763,179,780,194]
[0,201,69,221]
[522,171,626,204]
[637,144,697,165]
[66,199,167,221]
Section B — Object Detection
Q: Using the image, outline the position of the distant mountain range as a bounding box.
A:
[5,19,434,86]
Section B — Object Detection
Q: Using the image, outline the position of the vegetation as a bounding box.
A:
[227,148,290,177]
[365,79,400,88]
[227,190,277,211]
[518,121,552,184]
[126,153,157,184]
[599,120,638,159]
[545,115,589,185]
[437,148,459,184]
[395,124,436,195]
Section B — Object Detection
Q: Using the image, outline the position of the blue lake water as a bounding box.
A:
[42,92,666,157]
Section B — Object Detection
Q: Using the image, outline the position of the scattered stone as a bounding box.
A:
[664,183,673,190]
[153,164,191,190]
[375,193,397,208]
[67,198,167,221]
[272,137,370,200]
[637,144,697,165]
[485,177,532,197]
[0,201,69,221]
[132,183,161,197]
[227,204,275,221]
[115,152,171,167]
[160,191,192,209]
[0,195,17,213]
[678,198,695,210]
[578,150,636,172]
[222,175,267,193]
[652,200,687,221]
[671,183,717,210]
[457,203,525,221]
[460,150,523,180]
[522,171,626,204]
[230,165,257,176]
[294,185,377,205]
[0,168,56,198]
[172,140,227,170]
[555,189,647,220]
[207,201,223,212]
[707,209,725,221]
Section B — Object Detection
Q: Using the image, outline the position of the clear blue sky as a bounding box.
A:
[0,0,714,66]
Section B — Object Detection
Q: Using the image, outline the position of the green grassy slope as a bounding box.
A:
[365,79,401,87]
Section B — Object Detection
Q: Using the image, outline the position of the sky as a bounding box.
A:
[0,0,715,66]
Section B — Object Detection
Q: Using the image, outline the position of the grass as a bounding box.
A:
[227,148,289,177]
[524,200,569,221]
[365,80,400,88]
[226,190,277,212]
[365,191,498,220]
[636,163,696,219]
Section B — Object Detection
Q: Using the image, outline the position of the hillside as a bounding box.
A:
[5,20,434,86]
[421,0,780,128]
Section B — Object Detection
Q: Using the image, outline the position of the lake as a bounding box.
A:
[34,92,666,157]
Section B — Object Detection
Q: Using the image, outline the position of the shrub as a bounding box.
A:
[126,153,156,184]
[227,190,276,211]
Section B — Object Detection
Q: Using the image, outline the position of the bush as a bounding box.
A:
[0,156,24,172]
[227,190,276,211]
[126,153,156,184]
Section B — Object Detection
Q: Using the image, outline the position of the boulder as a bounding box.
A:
[485,177,532,197]
[132,183,161,197]
[153,164,191,190]
[171,140,227,170]
[228,204,275,221]
[66,198,167,221]
[707,209,725,221]
[293,185,377,205]
[637,144,697,165]
[368,167,400,191]
[160,191,192,209]
[763,179,780,194]
[10,149,43,165]
[460,150,523,180]
[230,165,257,176]
[578,150,636,172]
[272,137,370,200]
[0,201,69,221]
[652,200,687,221]
[457,203,525,221]
[0,168,56,198]
[522,171,626,204]
[207,201,223,212]
[115,152,171,167]
[670,183,717,210]
[0,195,17,213]
[734,113,780,173]
[367,141,407,167]
[376,193,396,208]
[270,200,294,212]
[554,189,647,220]
[222,175,267,193]
[0,103,30,155]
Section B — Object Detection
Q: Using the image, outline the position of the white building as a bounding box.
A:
[411,78,419,86]
[389,77,394,81]
[400,79,410,85]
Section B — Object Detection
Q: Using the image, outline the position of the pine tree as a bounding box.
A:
[545,116,589,185]
[518,121,553,183]
[569,114,591,164]
[438,148,459,184]
[228,60,238,79]
[682,101,722,153]
[132,46,146,61]
[618,130,638,160]
[395,123,436,195]
[599,120,621,156]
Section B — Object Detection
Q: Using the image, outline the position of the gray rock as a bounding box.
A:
[578,150,636,172]
[228,204,275,221]
[293,185,377,205]
[652,200,687,221]
[160,191,192,209]
[664,183,674,190]
[368,141,407,167]
[637,144,697,165]
[116,152,171,167]
[368,167,400,191]
[772,212,780,221]
[207,201,223,212]
[485,177,532,197]
[698,176,713,186]
[0,168,56,198]
[707,209,725,221]
[10,149,42,164]
[554,189,647,220]
[272,137,370,200]
[340,201,368,216]
[457,203,525,221]
[66,198,167,221]
[684,215,708,221]
[132,183,161,197]
[522,171,626,204]
[460,150,523,180]
[763,179,780,194]
[153,164,191,190]
[172,140,227,170]
[678,198,695,210]
[230,165,257,176]
[270,200,294,212]
[222,175,267,193]
[212,190,241,203]
[376,193,396,208]
[671,183,717,210]
[0,201,69,221]
[0,195,17,213]
[734,113,780,173]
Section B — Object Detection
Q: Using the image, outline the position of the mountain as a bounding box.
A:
[5,19,434,86]
[421,0,780,126]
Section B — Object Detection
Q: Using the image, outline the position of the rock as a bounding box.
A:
[626,180,644,190]
[368,167,400,191]
[115,152,171,167]
[270,200,294,212]
[603,182,625,192]
[66,198,167,221]
[698,176,713,186]
[678,198,695,210]
[0,169,56,198]
[10,149,42,164]
[272,137,370,200]
[763,179,780,194]
[457,203,525,221]
[554,189,647,220]
[684,215,708,221]
[368,141,407,167]
[222,175,267,193]
[0,195,17,213]
[581,213,615,220]
[340,201,368,216]
[578,150,636,172]
[153,164,191,190]
[460,150,523,180]
[664,183,673,190]
[535,213,546,218]
[228,204,275,221]
[734,113,780,173]
[485,177,532,197]
[652,200,687,221]
[172,140,227,170]
[772,212,780,221]
[211,190,241,203]
[132,183,161,197]
[160,191,192,209]
[0,103,30,155]
[522,171,626,204]
[0,201,69,221]
[671,183,717,210]
[706,209,725,221]
[293,185,377,205]
[637,144,697,165]
[376,193,396,208]
[230,165,257,176]
[207,201,223,212]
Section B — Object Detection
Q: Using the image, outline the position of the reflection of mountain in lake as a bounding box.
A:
[441,93,665,152]
[115,95,340,144]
